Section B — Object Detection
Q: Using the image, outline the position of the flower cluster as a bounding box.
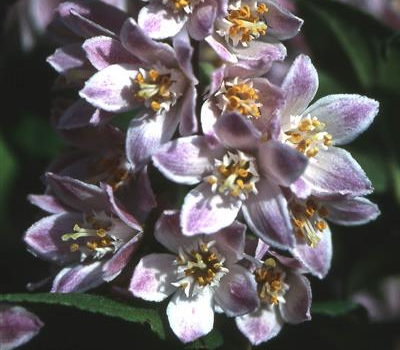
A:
[24,0,380,345]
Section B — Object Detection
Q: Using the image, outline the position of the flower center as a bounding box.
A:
[173,240,229,297]
[289,199,328,248]
[218,2,268,47]
[284,115,333,158]
[217,79,261,119]
[255,258,288,305]
[134,69,174,112]
[206,151,259,200]
[61,213,121,261]
[88,151,131,190]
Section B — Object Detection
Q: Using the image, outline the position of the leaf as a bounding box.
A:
[312,301,360,317]
[0,293,166,339]
[186,329,224,350]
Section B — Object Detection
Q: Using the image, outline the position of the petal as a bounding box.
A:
[167,289,214,343]
[57,1,127,38]
[0,306,43,350]
[152,136,219,185]
[103,184,142,231]
[187,1,217,40]
[56,99,113,130]
[178,85,198,136]
[120,18,177,67]
[214,112,260,152]
[213,221,246,263]
[215,264,259,317]
[24,212,82,265]
[303,147,373,198]
[264,0,303,40]
[290,226,332,279]
[47,43,86,74]
[155,210,196,253]
[326,196,380,225]
[258,140,308,187]
[235,308,282,346]
[181,183,242,236]
[280,272,312,324]
[79,64,138,113]
[173,28,198,83]
[82,35,141,70]
[242,179,295,249]
[129,253,177,302]
[102,234,143,281]
[303,94,379,145]
[46,172,110,213]
[205,35,238,63]
[200,99,220,138]
[126,111,179,173]
[27,194,67,214]
[51,261,104,293]
[138,4,185,40]
[281,54,318,125]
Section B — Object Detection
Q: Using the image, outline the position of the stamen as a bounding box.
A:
[217,2,268,47]
[205,151,259,200]
[284,115,333,158]
[290,199,329,248]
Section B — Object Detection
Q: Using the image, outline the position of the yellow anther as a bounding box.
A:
[148,69,159,82]
[264,258,276,268]
[70,243,79,252]
[151,101,161,111]
[96,228,107,237]
[315,220,327,231]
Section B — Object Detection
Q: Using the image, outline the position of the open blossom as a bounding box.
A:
[205,0,302,65]
[277,54,379,199]
[153,112,308,249]
[79,19,198,171]
[130,211,259,343]
[201,62,284,137]
[0,306,43,350]
[25,173,142,293]
[236,240,311,345]
[288,194,380,278]
[138,0,227,40]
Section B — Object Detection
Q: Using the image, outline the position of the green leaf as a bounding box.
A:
[312,301,360,317]
[298,0,394,90]
[186,329,224,350]
[12,115,62,158]
[0,134,18,223]
[0,293,166,339]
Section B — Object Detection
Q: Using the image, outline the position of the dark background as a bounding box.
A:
[1,0,400,349]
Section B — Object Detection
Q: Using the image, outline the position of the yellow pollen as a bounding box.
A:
[224,82,261,118]
[285,116,333,158]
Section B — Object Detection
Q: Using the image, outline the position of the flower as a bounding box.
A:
[138,0,227,40]
[235,239,311,345]
[201,62,284,137]
[278,54,379,199]
[288,194,380,278]
[205,0,303,65]
[153,111,308,248]
[129,210,259,343]
[0,306,43,350]
[25,173,142,293]
[79,19,198,171]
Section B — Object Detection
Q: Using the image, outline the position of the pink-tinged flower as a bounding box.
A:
[287,195,380,278]
[0,306,43,350]
[44,121,156,222]
[352,276,400,322]
[153,112,308,249]
[25,174,142,293]
[205,0,302,65]
[201,63,284,138]
[235,240,311,346]
[138,0,227,40]
[79,20,198,171]
[130,211,259,343]
[277,54,379,199]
